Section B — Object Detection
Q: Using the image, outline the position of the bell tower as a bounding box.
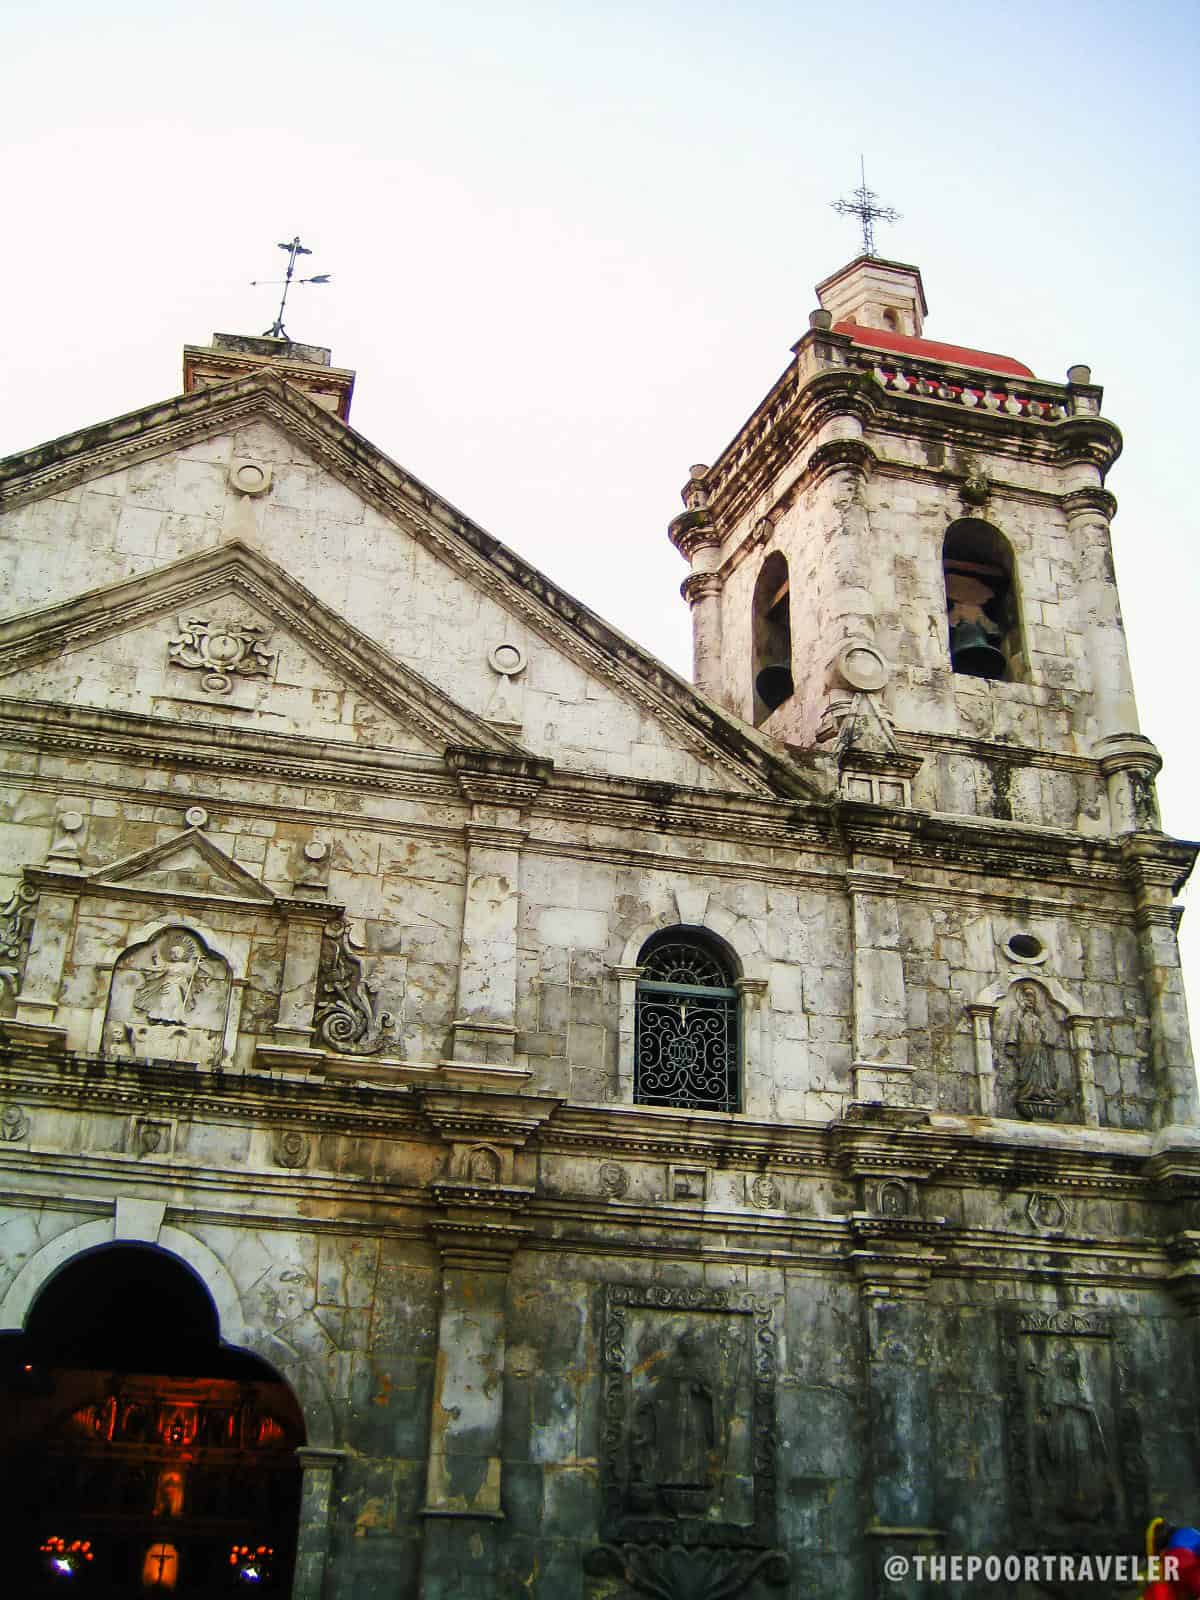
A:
[669,254,1163,835]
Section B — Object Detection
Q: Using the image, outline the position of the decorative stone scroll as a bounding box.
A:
[1002,1309,1145,1552]
[103,927,232,1068]
[168,614,275,695]
[0,881,38,1012]
[586,1284,789,1600]
[313,920,395,1056]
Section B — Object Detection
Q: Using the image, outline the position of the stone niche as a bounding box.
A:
[587,1284,789,1600]
[102,925,232,1068]
[6,823,339,1071]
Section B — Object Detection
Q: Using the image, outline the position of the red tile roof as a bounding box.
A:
[833,321,1034,379]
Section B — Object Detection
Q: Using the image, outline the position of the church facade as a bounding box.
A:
[0,257,1197,1598]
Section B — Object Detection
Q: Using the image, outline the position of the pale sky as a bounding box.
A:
[3,0,1199,1054]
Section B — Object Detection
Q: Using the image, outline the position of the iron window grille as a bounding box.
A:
[634,937,739,1113]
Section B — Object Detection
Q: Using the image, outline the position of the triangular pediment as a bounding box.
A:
[0,539,525,760]
[0,375,820,799]
[90,827,277,903]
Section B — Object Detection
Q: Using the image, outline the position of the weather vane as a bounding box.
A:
[250,236,331,340]
[831,160,900,258]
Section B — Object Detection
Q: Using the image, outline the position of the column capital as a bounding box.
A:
[680,571,723,606]
[1062,485,1118,523]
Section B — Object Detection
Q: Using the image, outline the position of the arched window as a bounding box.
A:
[752,552,793,723]
[943,520,1022,681]
[635,930,740,1112]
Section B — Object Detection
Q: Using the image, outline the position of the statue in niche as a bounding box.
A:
[104,928,230,1068]
[133,940,211,1025]
[1033,1347,1114,1525]
[630,1330,718,1517]
[999,982,1066,1120]
[466,1146,501,1184]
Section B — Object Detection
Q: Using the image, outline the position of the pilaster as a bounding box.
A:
[1121,835,1200,1125]
[446,750,549,1068]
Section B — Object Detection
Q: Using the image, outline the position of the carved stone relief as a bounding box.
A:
[747,1173,781,1210]
[313,920,395,1056]
[168,614,275,695]
[103,927,232,1068]
[1002,1310,1144,1551]
[875,1179,913,1218]
[994,980,1073,1121]
[466,1145,502,1184]
[0,1103,30,1141]
[274,1131,310,1170]
[600,1162,629,1199]
[132,1118,174,1158]
[588,1284,788,1600]
[0,881,38,1015]
[1027,1192,1072,1232]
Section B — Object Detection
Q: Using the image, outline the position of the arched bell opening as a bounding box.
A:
[0,1244,304,1596]
[943,519,1023,682]
[752,551,794,723]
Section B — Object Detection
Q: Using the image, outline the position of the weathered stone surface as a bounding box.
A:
[0,271,1196,1598]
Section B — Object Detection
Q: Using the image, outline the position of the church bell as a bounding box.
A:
[948,619,1007,680]
[755,662,794,710]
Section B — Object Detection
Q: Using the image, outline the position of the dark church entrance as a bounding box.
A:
[0,1244,304,1595]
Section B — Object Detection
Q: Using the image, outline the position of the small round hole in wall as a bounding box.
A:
[1006,932,1045,963]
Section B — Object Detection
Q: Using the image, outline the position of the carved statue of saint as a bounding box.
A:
[1034,1349,1112,1525]
[632,1331,717,1514]
[132,941,208,1025]
[1003,984,1061,1113]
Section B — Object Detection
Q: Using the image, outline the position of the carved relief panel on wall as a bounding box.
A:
[1002,1310,1144,1551]
[103,927,232,1068]
[588,1284,788,1600]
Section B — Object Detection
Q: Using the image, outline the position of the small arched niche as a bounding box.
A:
[752,551,794,723]
[943,519,1023,681]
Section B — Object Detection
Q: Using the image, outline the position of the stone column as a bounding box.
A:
[846,859,914,1105]
[418,1204,529,1600]
[292,1446,346,1600]
[966,1003,997,1116]
[445,753,547,1069]
[851,1242,945,1598]
[15,878,78,1032]
[274,911,332,1053]
[681,572,724,698]
[668,468,724,702]
[1068,1017,1100,1127]
[1095,732,1163,835]
[1063,486,1141,747]
[450,818,526,1065]
[1122,837,1200,1126]
[612,964,644,1102]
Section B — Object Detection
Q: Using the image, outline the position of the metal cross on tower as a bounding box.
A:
[250,235,332,340]
[830,160,901,258]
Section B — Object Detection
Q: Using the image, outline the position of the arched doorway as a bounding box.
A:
[0,1244,304,1595]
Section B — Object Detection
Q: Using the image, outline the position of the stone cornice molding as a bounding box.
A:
[446,747,552,809]
[1120,832,1199,898]
[803,436,877,489]
[1055,415,1124,475]
[0,695,462,798]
